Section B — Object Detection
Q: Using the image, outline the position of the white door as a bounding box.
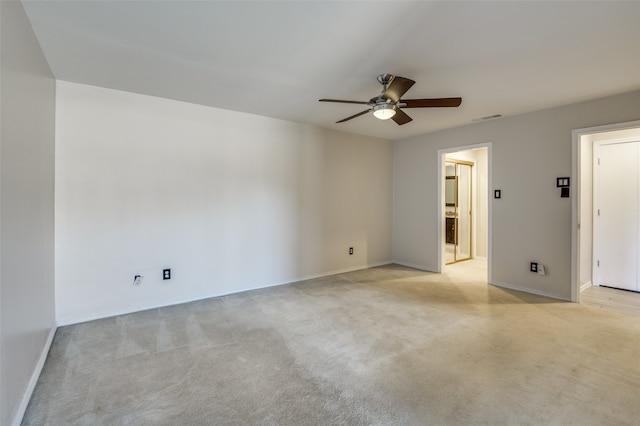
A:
[595,141,639,291]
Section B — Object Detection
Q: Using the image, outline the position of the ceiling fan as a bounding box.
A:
[319,74,462,125]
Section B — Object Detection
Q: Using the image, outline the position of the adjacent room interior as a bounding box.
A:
[442,146,489,273]
[3,1,640,425]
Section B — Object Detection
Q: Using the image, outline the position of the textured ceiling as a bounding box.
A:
[22,1,640,141]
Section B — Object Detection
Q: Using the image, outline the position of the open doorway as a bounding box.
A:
[572,120,640,304]
[439,144,491,282]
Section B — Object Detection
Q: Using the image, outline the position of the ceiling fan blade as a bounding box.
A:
[319,99,370,105]
[383,76,415,102]
[402,97,462,108]
[336,109,371,123]
[392,108,413,125]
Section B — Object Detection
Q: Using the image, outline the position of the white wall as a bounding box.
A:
[0,2,56,425]
[394,90,640,300]
[55,81,392,325]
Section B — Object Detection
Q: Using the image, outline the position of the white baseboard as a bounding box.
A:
[293,260,394,282]
[57,260,395,326]
[391,260,438,273]
[13,325,57,426]
[580,281,593,292]
[490,280,571,301]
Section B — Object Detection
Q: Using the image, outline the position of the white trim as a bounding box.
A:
[580,281,593,292]
[437,142,492,283]
[13,326,57,426]
[595,136,640,146]
[437,149,444,273]
[571,119,640,303]
[490,281,570,301]
[392,260,438,273]
[592,141,600,292]
[56,261,394,326]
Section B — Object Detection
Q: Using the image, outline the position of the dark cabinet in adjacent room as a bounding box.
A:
[446,217,457,245]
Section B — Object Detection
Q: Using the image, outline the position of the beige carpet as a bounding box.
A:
[23,261,640,425]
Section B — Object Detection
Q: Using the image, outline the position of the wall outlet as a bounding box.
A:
[349,247,354,255]
[530,262,538,273]
[537,264,546,276]
[163,269,171,280]
[133,275,143,286]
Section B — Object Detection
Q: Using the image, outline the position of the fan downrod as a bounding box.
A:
[377,73,394,90]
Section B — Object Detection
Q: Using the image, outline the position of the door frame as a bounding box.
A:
[571,119,640,302]
[437,142,492,283]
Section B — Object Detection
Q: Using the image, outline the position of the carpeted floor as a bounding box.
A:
[581,284,640,316]
[23,261,640,425]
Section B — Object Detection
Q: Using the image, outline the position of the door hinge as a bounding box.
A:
[598,158,600,165]
[597,260,600,267]
[598,209,600,216]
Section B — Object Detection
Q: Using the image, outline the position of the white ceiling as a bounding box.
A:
[22,1,640,141]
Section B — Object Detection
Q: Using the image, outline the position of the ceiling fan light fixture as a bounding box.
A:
[372,103,397,120]
[319,74,461,126]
